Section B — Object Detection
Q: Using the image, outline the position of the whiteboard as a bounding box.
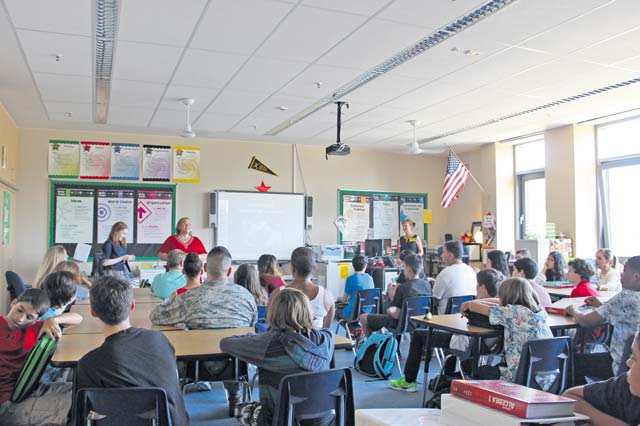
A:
[215,191,306,261]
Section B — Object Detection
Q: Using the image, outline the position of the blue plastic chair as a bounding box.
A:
[256,305,268,334]
[272,368,354,426]
[514,336,572,395]
[6,271,27,300]
[445,294,475,314]
[74,387,172,426]
[335,288,381,337]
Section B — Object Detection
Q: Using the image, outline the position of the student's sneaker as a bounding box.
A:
[389,376,418,392]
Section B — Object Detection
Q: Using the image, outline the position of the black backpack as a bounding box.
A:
[424,354,461,409]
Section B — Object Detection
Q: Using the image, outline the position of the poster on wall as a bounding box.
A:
[373,198,399,240]
[142,145,171,182]
[111,143,140,180]
[80,141,111,179]
[48,140,80,178]
[399,196,425,240]
[2,191,10,246]
[96,189,135,242]
[55,188,95,243]
[136,190,173,244]
[341,195,370,242]
[173,146,200,183]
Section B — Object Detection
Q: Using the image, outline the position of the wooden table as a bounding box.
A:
[546,287,618,299]
[64,302,179,334]
[74,287,162,305]
[356,409,445,426]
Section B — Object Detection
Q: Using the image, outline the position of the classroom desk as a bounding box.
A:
[74,287,162,305]
[356,408,444,426]
[65,302,180,334]
[546,288,618,299]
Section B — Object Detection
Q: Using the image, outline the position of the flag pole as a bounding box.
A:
[449,147,486,193]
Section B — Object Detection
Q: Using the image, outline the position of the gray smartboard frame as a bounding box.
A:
[212,190,307,262]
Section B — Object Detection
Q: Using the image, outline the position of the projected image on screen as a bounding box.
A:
[215,191,306,261]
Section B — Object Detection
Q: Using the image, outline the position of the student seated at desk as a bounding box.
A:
[150,249,186,300]
[568,258,599,298]
[461,278,553,381]
[337,255,374,320]
[32,245,68,288]
[515,248,530,259]
[171,252,203,298]
[485,249,510,278]
[396,250,426,284]
[220,288,334,426]
[389,268,505,392]
[150,246,257,329]
[234,264,268,306]
[567,255,640,384]
[563,327,640,426]
[0,289,73,425]
[53,260,93,289]
[595,248,622,292]
[432,241,477,314]
[257,254,286,295]
[534,251,568,286]
[512,257,552,307]
[76,276,188,426]
[360,253,430,338]
[39,271,82,324]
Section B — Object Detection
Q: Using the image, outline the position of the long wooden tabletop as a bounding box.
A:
[75,287,163,305]
[411,312,579,333]
[65,302,179,334]
[546,287,619,299]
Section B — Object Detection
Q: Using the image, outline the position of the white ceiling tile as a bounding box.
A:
[231,115,283,132]
[198,112,246,132]
[250,94,316,119]
[257,6,367,62]
[118,0,208,46]
[463,0,612,45]
[110,80,165,107]
[345,105,412,128]
[346,73,428,105]
[203,89,270,116]
[4,0,91,36]
[191,0,293,54]
[160,85,220,111]
[278,117,335,138]
[17,30,92,76]
[318,18,428,70]
[302,0,390,16]
[33,73,92,102]
[228,57,309,92]
[107,106,154,127]
[149,109,189,130]
[522,0,640,55]
[173,49,248,88]
[44,101,92,122]
[113,41,182,83]
[391,34,509,80]
[378,0,484,28]
[385,79,482,110]
[573,27,640,65]
[616,55,640,71]
[344,123,407,144]
[280,64,363,98]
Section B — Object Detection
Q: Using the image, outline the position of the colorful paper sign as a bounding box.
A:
[55,188,95,243]
[136,190,173,244]
[342,196,370,242]
[373,200,398,240]
[142,145,171,182]
[97,189,135,242]
[48,140,80,178]
[80,141,111,179]
[173,146,200,183]
[111,143,140,180]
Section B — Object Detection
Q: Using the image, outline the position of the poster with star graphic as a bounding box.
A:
[142,145,171,182]
[110,143,140,180]
[80,141,111,179]
[173,146,200,183]
[48,140,80,178]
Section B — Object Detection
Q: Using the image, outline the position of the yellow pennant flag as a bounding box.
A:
[248,156,278,176]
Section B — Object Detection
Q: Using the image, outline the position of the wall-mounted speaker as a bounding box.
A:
[305,195,313,230]
[209,192,217,227]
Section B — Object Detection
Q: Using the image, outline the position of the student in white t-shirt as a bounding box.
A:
[432,240,477,314]
[595,248,621,292]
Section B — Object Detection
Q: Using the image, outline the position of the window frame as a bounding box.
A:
[515,170,545,240]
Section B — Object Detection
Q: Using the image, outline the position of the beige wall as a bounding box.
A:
[16,127,487,282]
[0,103,19,313]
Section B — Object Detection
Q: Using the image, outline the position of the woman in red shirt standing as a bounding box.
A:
[568,258,600,298]
[158,217,207,262]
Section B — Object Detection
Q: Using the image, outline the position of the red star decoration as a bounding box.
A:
[256,181,271,192]
[83,145,91,152]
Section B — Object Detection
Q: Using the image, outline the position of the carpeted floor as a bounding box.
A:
[184,332,441,425]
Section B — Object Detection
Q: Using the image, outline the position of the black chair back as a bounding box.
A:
[514,336,572,395]
[355,288,381,318]
[394,296,431,336]
[445,295,475,314]
[91,252,104,277]
[272,368,354,426]
[75,387,171,426]
[6,271,27,300]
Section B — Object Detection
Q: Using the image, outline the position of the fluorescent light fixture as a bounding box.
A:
[94,0,118,124]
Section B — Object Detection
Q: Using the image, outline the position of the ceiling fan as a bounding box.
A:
[181,98,196,138]
[408,120,422,155]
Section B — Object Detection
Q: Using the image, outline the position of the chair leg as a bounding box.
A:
[395,352,402,376]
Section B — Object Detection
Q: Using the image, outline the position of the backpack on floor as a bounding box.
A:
[354,333,398,379]
[11,333,59,403]
[424,354,462,409]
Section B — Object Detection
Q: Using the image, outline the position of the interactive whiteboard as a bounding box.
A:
[214,191,306,261]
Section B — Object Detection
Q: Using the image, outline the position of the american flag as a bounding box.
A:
[441,150,470,208]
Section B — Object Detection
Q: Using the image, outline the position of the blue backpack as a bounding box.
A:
[354,333,398,379]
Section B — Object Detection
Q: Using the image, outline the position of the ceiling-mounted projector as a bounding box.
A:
[326,101,350,160]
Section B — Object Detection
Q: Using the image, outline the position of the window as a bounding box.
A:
[515,139,546,239]
[597,117,640,257]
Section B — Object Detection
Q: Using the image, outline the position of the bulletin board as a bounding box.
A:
[49,181,176,259]
[338,190,428,244]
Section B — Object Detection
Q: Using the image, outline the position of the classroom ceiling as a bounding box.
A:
[2,0,640,154]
